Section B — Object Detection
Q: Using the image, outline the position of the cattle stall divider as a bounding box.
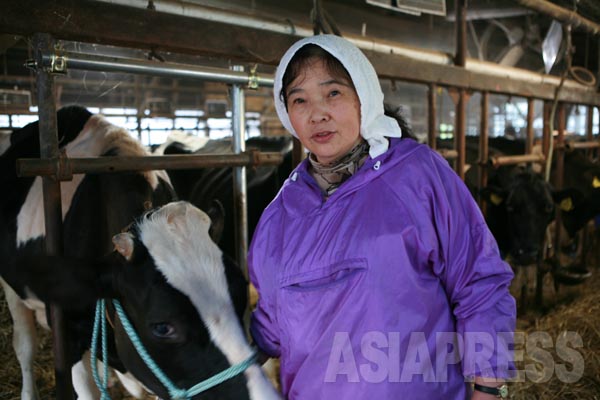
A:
[32,32,73,400]
[29,48,280,275]
[21,41,280,399]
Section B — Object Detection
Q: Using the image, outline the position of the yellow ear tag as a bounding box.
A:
[490,193,503,206]
[560,197,574,212]
[593,176,600,188]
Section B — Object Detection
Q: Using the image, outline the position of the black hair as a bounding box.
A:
[384,104,416,140]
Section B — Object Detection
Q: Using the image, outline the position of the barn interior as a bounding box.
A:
[1,0,599,143]
[1,0,600,399]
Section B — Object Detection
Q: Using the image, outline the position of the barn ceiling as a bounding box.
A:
[0,0,598,122]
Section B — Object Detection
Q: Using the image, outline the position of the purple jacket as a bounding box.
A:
[249,139,516,399]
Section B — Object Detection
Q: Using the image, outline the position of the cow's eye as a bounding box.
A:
[545,203,554,213]
[151,322,176,338]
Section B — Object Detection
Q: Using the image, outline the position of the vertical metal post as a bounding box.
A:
[33,33,73,400]
[454,0,467,68]
[428,83,437,150]
[479,92,489,209]
[526,98,535,155]
[586,105,594,160]
[542,101,552,176]
[553,103,566,255]
[455,91,467,180]
[231,65,248,278]
[134,75,143,141]
[454,0,467,180]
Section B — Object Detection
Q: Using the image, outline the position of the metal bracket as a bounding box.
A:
[24,54,67,74]
[56,148,73,181]
[247,64,259,90]
[49,54,68,74]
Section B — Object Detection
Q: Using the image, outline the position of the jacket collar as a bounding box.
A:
[280,138,422,216]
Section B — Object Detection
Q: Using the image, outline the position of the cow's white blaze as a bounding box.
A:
[139,201,279,399]
[16,114,169,246]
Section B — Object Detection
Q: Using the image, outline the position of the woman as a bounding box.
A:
[249,35,515,400]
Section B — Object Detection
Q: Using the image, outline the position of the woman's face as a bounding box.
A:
[285,57,361,165]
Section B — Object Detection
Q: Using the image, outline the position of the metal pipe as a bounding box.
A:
[436,149,458,160]
[231,65,249,278]
[16,152,282,179]
[490,153,546,168]
[555,103,566,189]
[553,103,566,261]
[586,105,595,160]
[94,0,595,91]
[34,33,74,400]
[40,52,274,87]
[479,92,489,209]
[453,0,468,181]
[542,101,552,176]
[455,0,467,67]
[526,98,535,155]
[565,141,600,150]
[514,0,600,35]
[428,83,437,149]
[455,90,467,179]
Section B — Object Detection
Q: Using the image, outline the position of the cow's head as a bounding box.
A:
[24,201,278,399]
[482,168,555,265]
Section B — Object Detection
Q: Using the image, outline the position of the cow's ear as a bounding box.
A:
[205,199,225,244]
[552,188,583,212]
[481,185,507,206]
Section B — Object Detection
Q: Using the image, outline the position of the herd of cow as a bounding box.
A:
[1,105,598,399]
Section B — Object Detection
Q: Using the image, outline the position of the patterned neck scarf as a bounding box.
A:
[308,139,370,198]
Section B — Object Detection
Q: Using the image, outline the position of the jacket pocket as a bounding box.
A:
[279,258,367,291]
[276,258,368,372]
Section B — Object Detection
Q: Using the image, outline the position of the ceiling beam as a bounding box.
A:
[366,50,600,105]
[514,0,600,35]
[1,0,599,105]
[0,0,297,64]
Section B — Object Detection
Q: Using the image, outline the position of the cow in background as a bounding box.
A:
[552,149,600,242]
[451,137,555,308]
[548,148,598,285]
[437,137,556,266]
[158,134,293,260]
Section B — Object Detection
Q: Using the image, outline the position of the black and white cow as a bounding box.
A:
[27,200,280,400]
[0,105,174,398]
[1,106,279,399]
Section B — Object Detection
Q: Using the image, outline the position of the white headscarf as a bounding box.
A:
[274,34,402,159]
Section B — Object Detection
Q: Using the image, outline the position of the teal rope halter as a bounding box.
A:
[91,299,257,399]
